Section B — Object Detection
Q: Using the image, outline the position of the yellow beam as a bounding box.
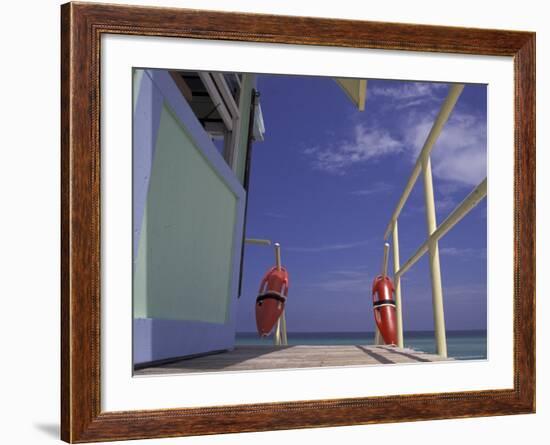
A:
[383,84,464,240]
[396,178,487,279]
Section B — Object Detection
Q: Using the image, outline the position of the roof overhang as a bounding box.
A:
[334,78,367,111]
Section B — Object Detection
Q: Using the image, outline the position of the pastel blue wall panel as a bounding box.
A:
[133,70,246,365]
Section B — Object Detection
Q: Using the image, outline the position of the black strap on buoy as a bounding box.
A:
[373,299,396,308]
[256,292,286,304]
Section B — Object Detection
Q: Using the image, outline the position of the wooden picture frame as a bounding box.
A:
[61,2,535,442]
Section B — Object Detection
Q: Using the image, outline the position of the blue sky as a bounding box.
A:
[237,74,487,334]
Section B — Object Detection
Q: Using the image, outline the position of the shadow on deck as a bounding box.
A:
[134,344,451,375]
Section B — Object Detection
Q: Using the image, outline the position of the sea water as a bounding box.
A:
[236,330,487,360]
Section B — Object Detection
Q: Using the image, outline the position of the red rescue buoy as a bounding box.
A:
[372,275,398,345]
[255,266,289,336]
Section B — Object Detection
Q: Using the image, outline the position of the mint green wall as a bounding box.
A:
[133,103,238,323]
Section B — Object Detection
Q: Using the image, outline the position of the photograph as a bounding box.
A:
[55,2,536,442]
[132,68,488,376]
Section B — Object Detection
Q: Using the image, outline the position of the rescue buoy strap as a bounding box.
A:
[256,292,287,304]
[373,299,396,308]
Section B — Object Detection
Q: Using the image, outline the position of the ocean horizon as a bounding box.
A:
[236,330,487,360]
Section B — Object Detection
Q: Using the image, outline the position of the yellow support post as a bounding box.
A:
[392,221,404,348]
[422,156,447,358]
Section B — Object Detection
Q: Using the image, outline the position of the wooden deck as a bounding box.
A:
[134,345,451,375]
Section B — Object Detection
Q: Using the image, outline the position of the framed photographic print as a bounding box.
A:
[61,2,535,442]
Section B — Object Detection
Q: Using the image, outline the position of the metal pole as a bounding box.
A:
[274,319,281,346]
[374,328,382,345]
[274,242,282,270]
[245,238,272,246]
[392,221,404,348]
[281,311,288,345]
[422,156,447,357]
[374,243,390,346]
[273,242,284,345]
[381,242,390,276]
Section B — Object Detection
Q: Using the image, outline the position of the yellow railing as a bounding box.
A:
[383,84,487,357]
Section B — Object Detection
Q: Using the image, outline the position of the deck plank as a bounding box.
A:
[135,345,451,375]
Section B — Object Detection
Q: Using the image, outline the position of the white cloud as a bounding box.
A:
[436,195,456,211]
[309,268,370,293]
[440,247,486,258]
[286,240,370,253]
[369,82,447,109]
[314,277,368,293]
[303,82,486,188]
[443,283,487,298]
[402,283,486,303]
[351,181,393,196]
[370,82,487,187]
[304,124,404,174]
[404,111,487,186]
[263,211,287,219]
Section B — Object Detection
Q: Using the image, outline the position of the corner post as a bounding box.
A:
[422,156,447,357]
[392,221,404,348]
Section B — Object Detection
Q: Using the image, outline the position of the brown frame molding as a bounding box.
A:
[61,2,536,442]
